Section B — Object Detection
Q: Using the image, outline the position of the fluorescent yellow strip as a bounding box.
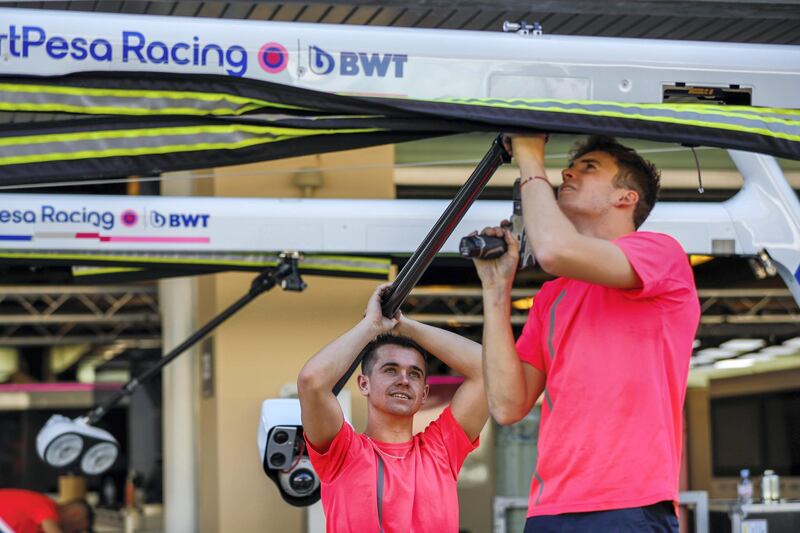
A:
[0,123,377,148]
[0,82,309,112]
[0,102,294,117]
[0,253,390,274]
[435,100,800,142]
[0,139,287,166]
[438,98,800,127]
[0,127,380,166]
[73,266,143,277]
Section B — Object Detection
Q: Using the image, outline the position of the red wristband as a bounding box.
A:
[520,175,551,188]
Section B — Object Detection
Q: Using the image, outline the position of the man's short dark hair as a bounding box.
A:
[63,498,94,533]
[359,334,429,377]
[569,136,661,228]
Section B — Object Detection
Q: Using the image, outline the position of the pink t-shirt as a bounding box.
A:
[515,231,699,517]
[306,406,478,533]
[0,489,59,533]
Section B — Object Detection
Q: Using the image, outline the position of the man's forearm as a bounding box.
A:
[481,288,531,424]
[508,136,581,268]
[518,162,581,267]
[298,320,381,392]
[397,318,482,380]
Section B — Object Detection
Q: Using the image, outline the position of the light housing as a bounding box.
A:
[36,415,119,475]
[257,399,320,507]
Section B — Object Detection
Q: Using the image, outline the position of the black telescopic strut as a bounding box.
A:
[86,255,306,425]
[331,134,510,395]
[380,134,511,317]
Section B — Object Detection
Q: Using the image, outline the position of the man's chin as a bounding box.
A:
[557,200,582,218]
[557,194,575,205]
[383,403,419,416]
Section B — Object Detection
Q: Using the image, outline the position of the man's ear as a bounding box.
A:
[420,383,430,405]
[357,374,370,397]
[614,189,639,208]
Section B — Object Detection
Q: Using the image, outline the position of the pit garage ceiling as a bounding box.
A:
[1,0,799,44]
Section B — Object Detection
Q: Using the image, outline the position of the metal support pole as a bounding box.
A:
[161,276,199,533]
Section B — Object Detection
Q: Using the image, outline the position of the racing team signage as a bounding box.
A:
[0,200,212,247]
[0,12,410,79]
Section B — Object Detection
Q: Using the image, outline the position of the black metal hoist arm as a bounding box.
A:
[85,253,307,425]
[331,134,510,395]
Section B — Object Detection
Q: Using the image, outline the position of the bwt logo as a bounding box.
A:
[310,46,407,78]
[149,210,210,228]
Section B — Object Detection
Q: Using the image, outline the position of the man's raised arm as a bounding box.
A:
[507,135,641,289]
[297,285,396,452]
[474,229,546,425]
[393,315,488,441]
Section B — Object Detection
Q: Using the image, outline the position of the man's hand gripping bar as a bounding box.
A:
[459,178,535,268]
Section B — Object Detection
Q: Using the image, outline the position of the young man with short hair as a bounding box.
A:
[475,134,700,532]
[298,284,488,533]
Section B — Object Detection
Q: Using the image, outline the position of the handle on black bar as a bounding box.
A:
[459,234,507,259]
[332,134,510,395]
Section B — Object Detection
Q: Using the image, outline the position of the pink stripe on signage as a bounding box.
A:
[107,236,210,243]
[75,233,101,239]
[0,383,122,392]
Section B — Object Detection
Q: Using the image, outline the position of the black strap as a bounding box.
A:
[376,453,385,533]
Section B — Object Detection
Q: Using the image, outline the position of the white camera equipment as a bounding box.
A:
[258,399,320,506]
[35,254,306,475]
[36,414,119,475]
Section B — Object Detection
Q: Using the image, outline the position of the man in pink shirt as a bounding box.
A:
[475,134,699,532]
[298,284,488,533]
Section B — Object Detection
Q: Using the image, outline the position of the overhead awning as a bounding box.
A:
[1,72,799,184]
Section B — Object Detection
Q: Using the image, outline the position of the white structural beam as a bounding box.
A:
[2,8,799,107]
[0,153,797,305]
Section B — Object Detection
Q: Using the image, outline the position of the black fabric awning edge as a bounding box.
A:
[0,128,449,185]
[1,72,798,186]
[368,97,800,162]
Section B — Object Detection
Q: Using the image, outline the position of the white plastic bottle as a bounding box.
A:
[737,468,753,505]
